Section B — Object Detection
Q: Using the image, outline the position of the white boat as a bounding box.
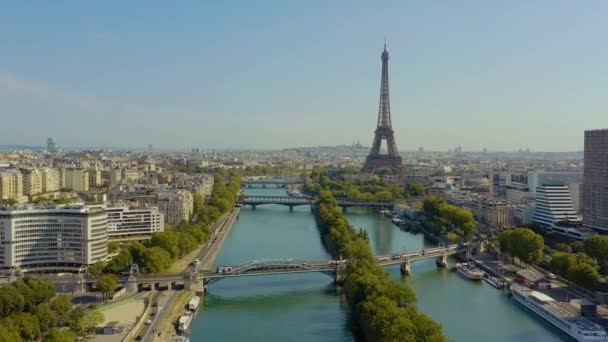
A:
[482,272,505,289]
[177,314,192,334]
[188,296,200,311]
[391,217,402,225]
[510,284,608,341]
[456,263,483,281]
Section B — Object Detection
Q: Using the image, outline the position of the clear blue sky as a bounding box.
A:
[1,1,607,151]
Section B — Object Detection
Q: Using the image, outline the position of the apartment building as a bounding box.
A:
[0,170,25,202]
[64,168,89,192]
[0,204,108,270]
[106,205,164,239]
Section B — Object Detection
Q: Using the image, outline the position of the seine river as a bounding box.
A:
[189,187,567,341]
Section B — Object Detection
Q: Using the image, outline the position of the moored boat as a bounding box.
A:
[482,272,505,289]
[188,296,200,311]
[456,263,483,281]
[510,284,608,341]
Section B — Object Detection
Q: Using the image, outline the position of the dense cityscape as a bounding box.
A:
[3,3,608,342]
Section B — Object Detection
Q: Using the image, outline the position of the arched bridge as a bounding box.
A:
[30,244,473,293]
[238,195,396,212]
[200,243,471,284]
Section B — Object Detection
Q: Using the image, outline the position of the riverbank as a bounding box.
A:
[199,207,240,270]
[147,207,240,340]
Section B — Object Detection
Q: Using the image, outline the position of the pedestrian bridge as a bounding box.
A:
[238,195,396,212]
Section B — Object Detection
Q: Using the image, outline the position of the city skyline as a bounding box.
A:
[2,1,608,151]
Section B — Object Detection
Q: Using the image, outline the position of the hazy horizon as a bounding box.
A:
[2,1,607,151]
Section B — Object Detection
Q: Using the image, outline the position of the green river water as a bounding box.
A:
[189,187,568,341]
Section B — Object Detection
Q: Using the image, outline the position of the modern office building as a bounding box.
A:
[106,205,164,239]
[583,129,608,231]
[0,170,25,202]
[489,171,512,196]
[64,168,89,192]
[527,171,583,196]
[46,137,57,153]
[0,204,108,270]
[533,185,579,227]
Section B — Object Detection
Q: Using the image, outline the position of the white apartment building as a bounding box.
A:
[0,204,108,270]
[41,168,61,193]
[106,205,164,239]
[88,169,102,188]
[64,168,89,192]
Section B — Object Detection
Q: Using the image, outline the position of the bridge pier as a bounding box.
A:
[436,252,448,268]
[400,259,412,275]
[289,205,294,213]
[126,275,138,293]
[334,264,347,284]
[341,206,347,213]
[251,204,257,211]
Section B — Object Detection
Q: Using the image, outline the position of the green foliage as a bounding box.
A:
[34,303,58,334]
[404,182,426,197]
[43,328,75,342]
[550,252,577,276]
[584,235,608,263]
[8,312,40,341]
[50,295,73,323]
[421,196,476,238]
[108,241,120,253]
[140,247,173,273]
[568,263,600,290]
[498,228,544,265]
[150,231,180,260]
[89,261,104,278]
[97,274,119,300]
[105,249,133,274]
[314,189,447,341]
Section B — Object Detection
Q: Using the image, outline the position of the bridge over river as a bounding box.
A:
[239,195,396,212]
[34,244,471,293]
[241,178,304,188]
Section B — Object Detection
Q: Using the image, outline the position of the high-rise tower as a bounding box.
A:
[362,44,404,174]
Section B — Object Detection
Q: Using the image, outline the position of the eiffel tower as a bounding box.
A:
[362,44,404,174]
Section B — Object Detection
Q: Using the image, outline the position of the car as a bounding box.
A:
[547,272,556,279]
[144,319,152,325]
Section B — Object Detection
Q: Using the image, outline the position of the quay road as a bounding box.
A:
[138,208,240,341]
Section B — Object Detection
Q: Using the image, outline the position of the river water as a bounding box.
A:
[190,187,567,341]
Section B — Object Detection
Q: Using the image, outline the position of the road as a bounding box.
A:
[192,207,240,271]
[137,291,177,341]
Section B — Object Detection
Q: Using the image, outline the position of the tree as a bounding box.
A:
[177,232,198,257]
[34,303,58,333]
[550,252,577,276]
[43,328,75,342]
[498,228,544,265]
[584,236,608,263]
[8,312,40,341]
[422,196,446,220]
[0,322,22,342]
[108,241,120,253]
[150,231,179,260]
[105,249,133,274]
[80,310,104,337]
[405,182,426,197]
[50,295,73,324]
[89,261,105,278]
[97,274,119,300]
[140,247,172,273]
[568,263,600,290]
[0,284,25,318]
